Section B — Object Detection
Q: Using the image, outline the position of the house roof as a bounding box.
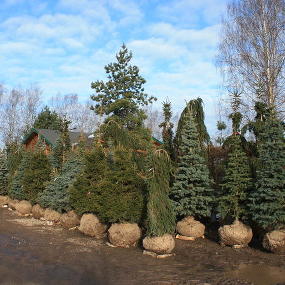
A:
[23,128,163,147]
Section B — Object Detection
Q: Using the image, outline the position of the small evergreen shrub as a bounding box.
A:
[38,154,83,213]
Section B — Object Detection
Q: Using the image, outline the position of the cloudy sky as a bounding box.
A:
[0,0,228,134]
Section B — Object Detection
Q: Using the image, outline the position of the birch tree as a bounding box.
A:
[218,0,285,118]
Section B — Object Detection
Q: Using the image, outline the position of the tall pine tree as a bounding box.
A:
[248,116,285,231]
[171,110,213,220]
[91,44,156,130]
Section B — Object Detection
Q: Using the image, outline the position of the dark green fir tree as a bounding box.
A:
[70,145,146,224]
[0,151,8,195]
[21,143,52,204]
[70,145,108,215]
[219,134,252,221]
[248,116,285,231]
[97,145,146,223]
[145,150,175,236]
[33,106,63,130]
[91,44,156,130]
[159,101,175,160]
[8,151,33,200]
[38,153,83,213]
[171,110,213,220]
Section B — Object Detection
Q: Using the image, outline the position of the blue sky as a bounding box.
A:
[0,0,228,134]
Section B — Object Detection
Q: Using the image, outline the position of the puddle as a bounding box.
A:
[227,264,285,285]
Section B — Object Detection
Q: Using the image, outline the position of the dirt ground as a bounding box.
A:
[0,208,284,285]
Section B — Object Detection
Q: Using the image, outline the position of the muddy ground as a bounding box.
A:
[0,208,284,285]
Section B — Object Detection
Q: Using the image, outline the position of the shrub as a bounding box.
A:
[70,145,146,224]
[38,154,83,213]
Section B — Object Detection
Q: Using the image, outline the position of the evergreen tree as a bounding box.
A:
[91,44,156,130]
[216,120,227,146]
[70,146,109,215]
[70,145,146,223]
[50,118,71,171]
[159,101,175,160]
[38,154,83,213]
[248,116,285,231]
[219,134,252,221]
[174,98,210,155]
[146,150,175,236]
[0,151,8,195]
[171,111,213,219]
[8,151,33,200]
[21,144,52,204]
[33,106,63,130]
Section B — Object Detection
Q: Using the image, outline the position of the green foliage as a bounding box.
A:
[216,121,227,146]
[70,146,108,215]
[229,112,243,133]
[146,150,175,236]
[50,118,71,171]
[174,98,210,156]
[171,111,213,219]
[6,143,23,177]
[219,135,252,221]
[91,44,156,130]
[248,117,285,231]
[0,151,8,195]
[159,101,175,160]
[8,151,32,200]
[38,154,83,213]
[70,145,146,223]
[33,106,63,130]
[241,102,272,141]
[21,147,52,204]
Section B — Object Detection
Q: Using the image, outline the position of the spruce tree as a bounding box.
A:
[248,117,285,231]
[91,44,156,130]
[146,150,175,236]
[159,101,175,160]
[38,154,83,213]
[21,144,52,204]
[0,151,8,195]
[9,151,33,200]
[219,134,252,221]
[171,110,213,219]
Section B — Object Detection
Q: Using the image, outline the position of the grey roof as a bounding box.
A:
[23,128,93,146]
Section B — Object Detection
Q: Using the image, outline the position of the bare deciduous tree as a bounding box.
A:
[218,0,285,118]
[0,85,42,146]
[49,93,98,133]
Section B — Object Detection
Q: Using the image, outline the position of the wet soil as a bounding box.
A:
[0,208,285,285]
